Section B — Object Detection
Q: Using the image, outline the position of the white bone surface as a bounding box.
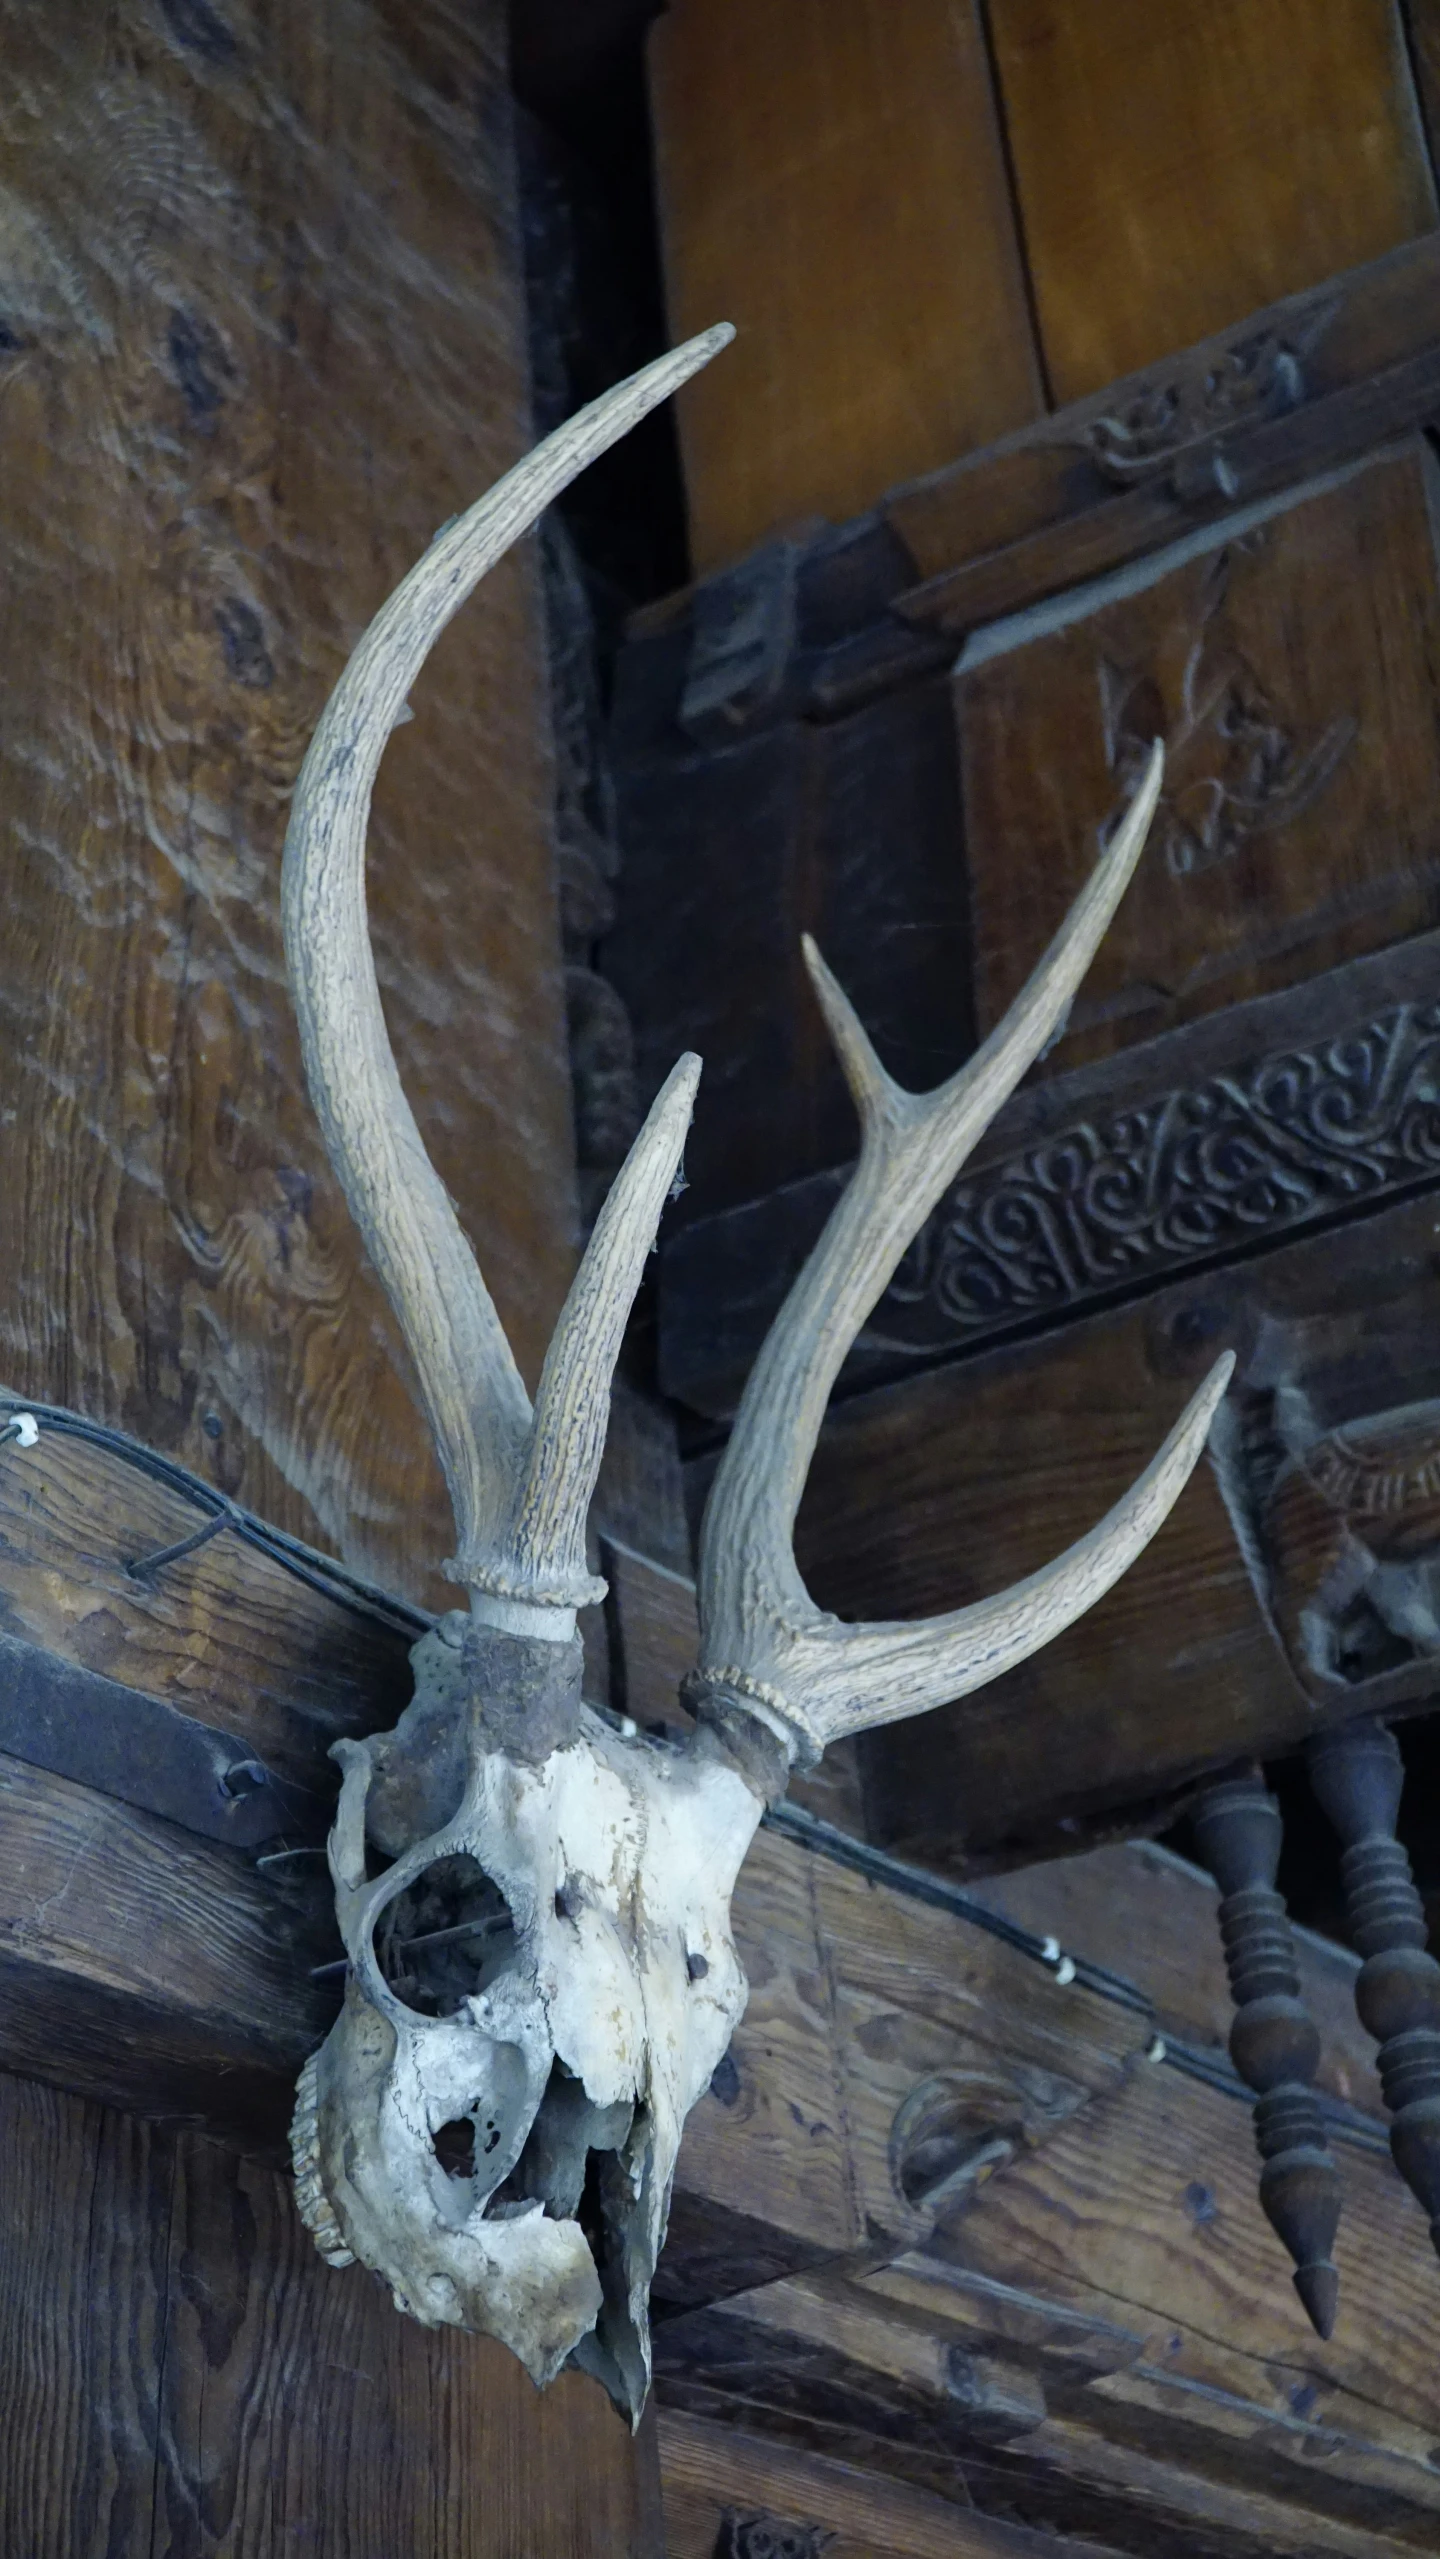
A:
[293,1624,761,2416]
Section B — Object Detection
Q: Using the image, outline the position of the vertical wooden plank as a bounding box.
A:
[988,0,1437,403]
[649,0,1041,574]
[153,2130,656,2558]
[0,0,575,1607]
[0,2068,658,2559]
[0,2074,170,2556]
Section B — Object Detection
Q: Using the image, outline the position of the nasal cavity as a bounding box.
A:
[433,2118,478,2179]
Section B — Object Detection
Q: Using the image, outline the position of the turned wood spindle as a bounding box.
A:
[1191,1767,1342,2338]
[1307,1718,1440,2258]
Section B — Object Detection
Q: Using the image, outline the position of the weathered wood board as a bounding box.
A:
[0,2069,660,2559]
[987,0,1435,404]
[0,0,576,1611]
[659,2408,1097,2558]
[648,0,1040,575]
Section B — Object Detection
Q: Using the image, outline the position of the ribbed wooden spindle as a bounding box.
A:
[1192,1766,1342,2338]
[1307,1718,1440,2258]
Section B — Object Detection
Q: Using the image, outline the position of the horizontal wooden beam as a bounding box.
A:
[1,1394,1435,2551]
[884,223,1440,623]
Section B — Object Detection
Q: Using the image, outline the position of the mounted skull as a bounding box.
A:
[284,328,1232,2421]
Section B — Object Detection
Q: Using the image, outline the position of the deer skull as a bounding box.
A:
[283,329,1232,2420]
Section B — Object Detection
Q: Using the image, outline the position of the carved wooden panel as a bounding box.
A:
[648,0,1041,575]
[658,925,1440,1417]
[0,0,575,1606]
[987,0,1436,404]
[961,444,1440,1078]
[889,257,1440,640]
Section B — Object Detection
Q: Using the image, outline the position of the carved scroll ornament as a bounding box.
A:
[879,1002,1440,1352]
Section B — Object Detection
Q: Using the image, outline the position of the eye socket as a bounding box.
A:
[375,1853,516,2018]
[433,2118,477,2179]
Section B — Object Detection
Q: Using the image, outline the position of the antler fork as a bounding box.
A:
[688,741,1232,1765]
[283,322,1228,1736]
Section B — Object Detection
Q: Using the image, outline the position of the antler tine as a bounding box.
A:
[496,1050,701,1615]
[691,743,1231,1759]
[283,327,731,1623]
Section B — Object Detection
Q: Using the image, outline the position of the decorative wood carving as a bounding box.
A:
[1260,1400,1440,1692]
[659,932,1440,1417]
[1076,310,1335,488]
[714,2511,835,2559]
[1190,1769,1342,2337]
[1097,546,1356,884]
[873,1001,1440,1356]
[1307,1719,1440,2256]
[960,446,1440,1076]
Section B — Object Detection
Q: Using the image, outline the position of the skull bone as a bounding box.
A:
[292,1614,764,2419]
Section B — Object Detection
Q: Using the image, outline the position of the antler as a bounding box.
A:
[690,740,1233,1761]
[282,328,732,1636]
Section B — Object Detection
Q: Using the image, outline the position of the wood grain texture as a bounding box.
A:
[0,1747,336,2149]
[960,445,1440,1078]
[655,1997,1440,2547]
[794,1268,1291,1866]
[941,2060,1440,2508]
[0,1413,415,1794]
[988,0,1436,405]
[0,0,575,1611]
[648,0,1041,575]
[0,2069,657,2559]
[659,2409,1094,2559]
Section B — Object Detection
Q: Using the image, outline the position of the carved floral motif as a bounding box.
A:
[1075,303,1337,486]
[874,1004,1440,1351]
[1099,545,1356,882]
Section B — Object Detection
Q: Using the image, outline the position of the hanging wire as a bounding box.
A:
[766,1801,1392,2162]
[0,1398,1394,2161]
[0,1394,430,1640]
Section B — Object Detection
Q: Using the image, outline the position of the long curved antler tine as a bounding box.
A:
[282,328,731,1608]
[691,743,1229,1757]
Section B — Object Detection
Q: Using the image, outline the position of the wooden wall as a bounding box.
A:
[650,0,1437,571]
[0,2067,658,2558]
[0,0,577,1610]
